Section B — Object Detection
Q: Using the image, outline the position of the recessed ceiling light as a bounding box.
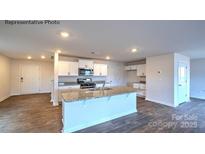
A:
[60,32,69,38]
[56,49,62,53]
[41,55,46,59]
[27,56,32,60]
[131,48,138,53]
[106,56,110,60]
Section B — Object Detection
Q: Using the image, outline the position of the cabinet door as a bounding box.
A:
[133,83,140,89]
[79,59,94,69]
[87,60,94,69]
[125,66,131,70]
[94,64,108,76]
[140,84,146,90]
[137,64,146,76]
[94,64,101,76]
[68,62,79,76]
[130,65,137,70]
[59,61,69,76]
[101,64,108,76]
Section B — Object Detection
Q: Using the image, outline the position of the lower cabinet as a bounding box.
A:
[133,83,146,97]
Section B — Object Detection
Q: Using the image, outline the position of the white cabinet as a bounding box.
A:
[58,61,78,76]
[133,83,146,90]
[125,65,137,71]
[130,65,137,70]
[133,83,146,97]
[59,61,69,76]
[94,64,108,76]
[78,59,94,69]
[125,66,131,71]
[125,64,146,75]
[137,64,146,76]
[133,83,140,89]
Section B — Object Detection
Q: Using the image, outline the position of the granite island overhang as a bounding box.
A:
[61,86,138,133]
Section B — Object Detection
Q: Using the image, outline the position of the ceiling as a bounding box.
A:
[0,20,205,62]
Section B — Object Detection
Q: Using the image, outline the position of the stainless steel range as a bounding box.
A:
[77,78,96,89]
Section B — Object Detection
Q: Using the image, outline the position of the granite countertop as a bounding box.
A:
[58,81,107,87]
[62,86,137,102]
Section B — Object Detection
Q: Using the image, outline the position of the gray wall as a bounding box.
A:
[190,58,205,99]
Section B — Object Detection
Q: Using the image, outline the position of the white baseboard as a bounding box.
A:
[190,97,205,101]
[10,91,51,96]
[145,98,175,107]
[0,95,10,102]
[39,91,51,94]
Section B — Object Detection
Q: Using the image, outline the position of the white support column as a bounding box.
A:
[53,52,59,106]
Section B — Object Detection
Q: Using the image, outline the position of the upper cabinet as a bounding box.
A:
[94,64,108,76]
[78,59,94,69]
[125,65,137,71]
[58,61,78,76]
[125,64,146,76]
[137,64,146,76]
[58,59,108,76]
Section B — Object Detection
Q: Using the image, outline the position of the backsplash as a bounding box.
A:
[59,76,106,82]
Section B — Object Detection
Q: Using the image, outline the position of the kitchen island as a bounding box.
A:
[62,86,137,133]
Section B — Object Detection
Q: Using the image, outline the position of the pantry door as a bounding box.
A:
[20,64,40,94]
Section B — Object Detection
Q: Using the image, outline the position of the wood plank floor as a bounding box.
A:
[0,93,205,133]
[0,94,62,133]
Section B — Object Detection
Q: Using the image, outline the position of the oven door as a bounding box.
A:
[79,69,93,76]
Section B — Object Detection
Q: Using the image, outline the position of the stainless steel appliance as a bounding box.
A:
[79,68,94,76]
[77,78,96,89]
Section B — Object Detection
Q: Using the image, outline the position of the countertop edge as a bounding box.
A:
[62,91,137,103]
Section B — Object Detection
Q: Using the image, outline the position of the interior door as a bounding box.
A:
[177,62,188,104]
[20,64,40,94]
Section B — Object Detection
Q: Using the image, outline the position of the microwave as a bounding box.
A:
[79,68,94,76]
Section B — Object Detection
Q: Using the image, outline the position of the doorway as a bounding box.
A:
[20,64,40,94]
[177,62,188,105]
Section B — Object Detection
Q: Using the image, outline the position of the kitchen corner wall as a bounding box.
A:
[59,59,127,87]
[0,54,11,102]
[10,59,54,95]
[146,53,190,107]
[146,53,175,107]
